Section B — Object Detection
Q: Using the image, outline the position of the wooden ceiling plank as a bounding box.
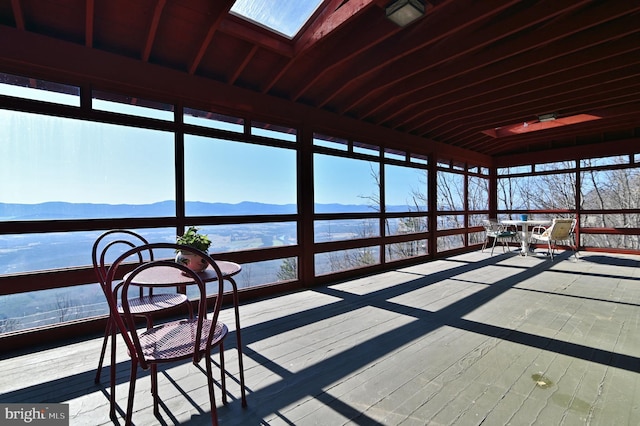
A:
[85,0,94,47]
[438,88,640,149]
[384,31,640,131]
[229,44,258,85]
[262,0,383,95]
[188,0,236,75]
[320,0,519,110]
[10,0,24,30]
[141,0,166,62]
[294,0,373,53]
[414,61,640,141]
[384,3,640,131]
[354,0,603,120]
[427,59,640,139]
[218,17,293,57]
[322,0,536,112]
[434,84,640,147]
[483,111,640,156]
[291,10,397,101]
[406,49,640,138]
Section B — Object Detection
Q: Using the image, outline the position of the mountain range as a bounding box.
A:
[0,201,415,220]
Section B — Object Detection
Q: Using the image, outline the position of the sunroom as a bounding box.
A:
[1,1,639,424]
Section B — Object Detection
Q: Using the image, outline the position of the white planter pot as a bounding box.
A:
[175,251,208,272]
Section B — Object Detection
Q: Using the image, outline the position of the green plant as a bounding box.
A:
[176,226,211,252]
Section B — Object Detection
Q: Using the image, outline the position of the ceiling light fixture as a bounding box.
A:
[386,0,426,27]
[537,113,558,122]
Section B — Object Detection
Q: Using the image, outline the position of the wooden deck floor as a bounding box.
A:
[2,250,640,425]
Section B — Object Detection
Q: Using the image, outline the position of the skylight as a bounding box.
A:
[482,113,602,138]
[230,0,325,39]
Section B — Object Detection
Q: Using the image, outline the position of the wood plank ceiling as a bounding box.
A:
[1,0,639,158]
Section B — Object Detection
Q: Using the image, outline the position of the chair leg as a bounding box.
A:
[151,364,159,416]
[205,355,219,426]
[481,236,489,252]
[219,342,227,404]
[490,236,498,255]
[109,324,117,419]
[548,241,554,260]
[95,318,111,384]
[126,362,138,426]
[570,236,579,259]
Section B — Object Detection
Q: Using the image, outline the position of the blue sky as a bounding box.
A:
[0,70,423,207]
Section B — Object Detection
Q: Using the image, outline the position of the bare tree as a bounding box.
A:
[498,159,640,250]
[56,294,72,322]
[0,317,20,333]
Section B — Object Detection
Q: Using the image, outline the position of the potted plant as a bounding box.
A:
[175,226,211,272]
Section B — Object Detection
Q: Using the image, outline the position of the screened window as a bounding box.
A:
[198,222,297,252]
[0,72,79,106]
[0,109,175,218]
[315,246,380,276]
[385,164,427,212]
[251,121,297,142]
[184,136,297,215]
[313,133,348,151]
[468,176,489,211]
[314,154,379,213]
[437,171,464,211]
[314,219,379,242]
[184,108,244,133]
[92,90,174,121]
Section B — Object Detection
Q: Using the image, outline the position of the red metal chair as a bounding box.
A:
[104,243,229,425]
[92,230,190,385]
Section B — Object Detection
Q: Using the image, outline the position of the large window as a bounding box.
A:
[184,136,297,214]
[385,164,427,212]
[0,69,509,338]
[0,110,175,213]
[497,154,640,251]
[314,154,379,212]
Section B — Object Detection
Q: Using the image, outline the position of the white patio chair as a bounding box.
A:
[529,218,577,260]
[481,219,518,255]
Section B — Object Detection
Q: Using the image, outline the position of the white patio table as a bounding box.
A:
[501,219,551,256]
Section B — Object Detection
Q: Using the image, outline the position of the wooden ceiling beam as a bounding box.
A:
[85,0,94,48]
[494,136,640,167]
[229,44,258,85]
[393,3,640,133]
[484,113,640,157]
[10,0,24,30]
[142,0,166,62]
[262,0,387,95]
[188,0,236,75]
[318,0,522,111]
[453,98,640,153]
[438,88,640,152]
[428,64,640,141]
[347,0,594,119]
[383,32,640,131]
[415,66,640,145]
[218,17,293,57]
[294,0,375,53]
[290,8,397,101]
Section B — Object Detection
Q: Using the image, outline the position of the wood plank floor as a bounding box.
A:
[2,250,640,425]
